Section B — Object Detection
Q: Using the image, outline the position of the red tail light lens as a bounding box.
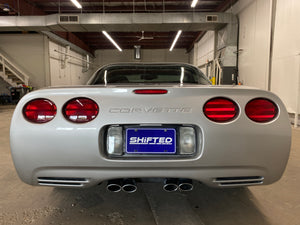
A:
[134,89,168,94]
[23,98,57,123]
[63,97,99,123]
[245,98,278,123]
[203,97,239,122]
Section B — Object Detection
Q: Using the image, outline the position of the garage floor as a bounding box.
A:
[0,105,299,225]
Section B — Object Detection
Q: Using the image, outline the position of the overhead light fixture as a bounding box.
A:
[102,31,122,52]
[70,0,82,9]
[191,0,198,8]
[134,45,141,60]
[169,30,182,52]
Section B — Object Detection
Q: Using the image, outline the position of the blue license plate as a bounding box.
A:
[126,128,176,154]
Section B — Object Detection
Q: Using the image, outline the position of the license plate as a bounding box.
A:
[126,128,176,154]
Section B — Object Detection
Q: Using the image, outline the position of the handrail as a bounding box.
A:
[215,59,222,85]
[209,58,222,85]
[0,53,29,85]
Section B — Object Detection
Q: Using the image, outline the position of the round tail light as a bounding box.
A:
[203,97,239,123]
[63,97,99,123]
[245,98,278,123]
[23,98,57,123]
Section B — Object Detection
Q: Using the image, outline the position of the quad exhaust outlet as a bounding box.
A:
[163,178,193,192]
[106,178,193,193]
[106,179,137,193]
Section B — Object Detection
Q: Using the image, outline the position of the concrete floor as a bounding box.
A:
[0,105,299,225]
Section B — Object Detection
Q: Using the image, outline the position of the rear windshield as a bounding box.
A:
[89,64,210,85]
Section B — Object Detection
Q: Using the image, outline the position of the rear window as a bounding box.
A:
[89,64,210,85]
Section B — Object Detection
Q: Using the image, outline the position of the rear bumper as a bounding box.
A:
[33,166,267,188]
[11,119,291,188]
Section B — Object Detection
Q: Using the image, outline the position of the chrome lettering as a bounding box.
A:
[109,107,192,113]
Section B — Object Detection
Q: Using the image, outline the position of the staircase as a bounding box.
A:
[0,52,29,87]
[211,58,223,85]
[199,58,222,85]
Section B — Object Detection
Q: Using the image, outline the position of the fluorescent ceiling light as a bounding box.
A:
[169,30,182,52]
[102,31,122,52]
[191,0,198,8]
[70,0,82,9]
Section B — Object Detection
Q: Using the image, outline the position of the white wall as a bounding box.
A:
[235,0,272,90]
[0,34,47,89]
[193,31,215,74]
[49,41,94,86]
[271,0,300,113]
[94,49,189,66]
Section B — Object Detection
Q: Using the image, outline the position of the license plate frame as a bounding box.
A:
[125,128,176,154]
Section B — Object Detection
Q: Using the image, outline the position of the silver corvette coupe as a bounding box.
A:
[10,63,291,192]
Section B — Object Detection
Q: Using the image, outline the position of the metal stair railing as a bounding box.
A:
[210,58,222,85]
[0,52,29,87]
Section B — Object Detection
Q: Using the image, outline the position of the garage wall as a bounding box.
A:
[0,77,10,94]
[49,41,94,86]
[235,0,272,90]
[94,49,189,66]
[271,0,300,113]
[192,31,215,74]
[193,31,215,67]
[0,34,47,89]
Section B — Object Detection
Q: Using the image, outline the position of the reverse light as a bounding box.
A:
[133,89,168,94]
[203,97,239,122]
[179,127,196,155]
[107,126,123,155]
[245,98,278,123]
[63,97,99,123]
[23,98,57,123]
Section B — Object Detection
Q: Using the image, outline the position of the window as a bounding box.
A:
[90,64,210,85]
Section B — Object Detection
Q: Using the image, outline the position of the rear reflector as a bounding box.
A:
[133,89,168,94]
[23,98,57,123]
[203,97,239,122]
[63,97,99,123]
[245,98,278,123]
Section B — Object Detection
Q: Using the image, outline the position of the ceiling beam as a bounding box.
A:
[186,31,205,52]
[40,5,214,13]
[54,31,93,54]
[31,0,223,3]
[215,0,239,12]
[3,0,45,15]
[74,31,199,37]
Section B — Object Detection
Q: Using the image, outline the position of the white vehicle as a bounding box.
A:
[10,63,291,193]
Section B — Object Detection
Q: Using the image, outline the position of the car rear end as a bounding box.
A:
[10,85,291,189]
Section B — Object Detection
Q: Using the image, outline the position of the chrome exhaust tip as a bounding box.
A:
[106,179,122,192]
[178,179,193,192]
[122,179,137,193]
[163,178,178,192]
